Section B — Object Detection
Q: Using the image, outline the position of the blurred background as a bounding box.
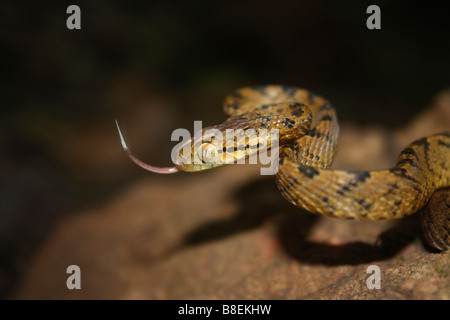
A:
[1,1,449,298]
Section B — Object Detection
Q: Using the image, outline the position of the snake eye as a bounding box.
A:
[198,143,218,164]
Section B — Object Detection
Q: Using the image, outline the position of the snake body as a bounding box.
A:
[117,85,450,251]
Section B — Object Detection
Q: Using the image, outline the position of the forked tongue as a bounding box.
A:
[115,120,179,174]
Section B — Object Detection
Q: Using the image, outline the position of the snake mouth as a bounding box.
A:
[115,120,180,174]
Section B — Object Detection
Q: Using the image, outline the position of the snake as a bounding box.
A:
[116,85,450,251]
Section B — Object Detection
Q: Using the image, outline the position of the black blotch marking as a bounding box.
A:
[363,203,373,211]
[400,147,418,159]
[352,171,371,184]
[322,197,329,203]
[298,166,319,179]
[438,139,450,149]
[292,107,305,117]
[281,86,296,96]
[413,137,434,173]
[412,185,422,195]
[388,182,398,189]
[320,114,332,121]
[289,102,305,109]
[319,103,333,111]
[229,91,243,99]
[251,85,267,94]
[355,202,369,217]
[308,91,317,102]
[304,150,310,158]
[411,137,427,146]
[397,158,418,168]
[261,103,278,109]
[290,144,301,157]
[342,186,350,192]
[225,146,237,153]
[336,172,371,197]
[286,177,299,189]
[230,101,241,109]
[306,128,322,138]
[278,177,299,195]
[389,168,420,184]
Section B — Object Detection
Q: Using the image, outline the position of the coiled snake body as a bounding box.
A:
[117,85,450,251]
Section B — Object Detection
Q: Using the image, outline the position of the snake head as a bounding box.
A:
[116,120,230,173]
[172,128,227,172]
[172,125,278,172]
[116,119,278,174]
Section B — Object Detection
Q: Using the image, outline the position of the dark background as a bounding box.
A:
[1,1,449,298]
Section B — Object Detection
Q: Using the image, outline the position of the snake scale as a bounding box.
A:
[117,85,450,251]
